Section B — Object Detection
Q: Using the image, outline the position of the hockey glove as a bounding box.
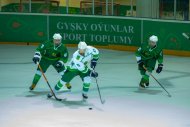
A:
[90,59,97,69]
[137,60,144,68]
[55,61,64,68]
[90,70,98,78]
[156,64,163,73]
[33,52,41,64]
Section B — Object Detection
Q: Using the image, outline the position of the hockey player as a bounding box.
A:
[135,35,163,88]
[29,33,71,90]
[47,41,99,100]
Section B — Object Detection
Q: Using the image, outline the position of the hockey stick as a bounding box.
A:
[143,66,172,97]
[92,68,105,104]
[37,62,62,101]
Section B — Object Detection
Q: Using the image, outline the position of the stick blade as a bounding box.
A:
[101,100,106,104]
[56,98,62,101]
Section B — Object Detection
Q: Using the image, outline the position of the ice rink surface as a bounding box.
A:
[0,45,190,127]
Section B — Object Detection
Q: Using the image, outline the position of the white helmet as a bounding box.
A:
[149,35,158,43]
[53,33,62,40]
[78,41,87,50]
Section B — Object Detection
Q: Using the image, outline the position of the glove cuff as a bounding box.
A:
[137,60,142,64]
[91,58,98,62]
[58,60,64,66]
[35,51,41,55]
[158,63,163,67]
[34,52,41,59]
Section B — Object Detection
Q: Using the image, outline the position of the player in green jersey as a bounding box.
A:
[29,33,71,90]
[135,35,163,88]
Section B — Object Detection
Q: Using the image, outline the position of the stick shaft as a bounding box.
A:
[143,66,171,96]
[149,72,171,96]
[93,68,105,104]
[37,62,61,100]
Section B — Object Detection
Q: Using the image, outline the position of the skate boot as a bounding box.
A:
[29,84,36,90]
[145,82,149,87]
[139,79,146,88]
[82,93,88,101]
[65,83,72,89]
[47,92,53,98]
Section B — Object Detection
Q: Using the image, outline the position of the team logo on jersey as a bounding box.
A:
[84,62,88,65]
[145,52,150,56]
[76,64,80,67]
[71,61,74,66]
[41,44,44,48]
[93,49,96,53]
[52,53,57,57]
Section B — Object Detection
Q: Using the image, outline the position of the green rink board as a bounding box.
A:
[143,20,190,51]
[0,13,190,51]
[0,14,47,42]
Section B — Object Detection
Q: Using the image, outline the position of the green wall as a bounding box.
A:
[0,14,47,42]
[0,13,190,51]
[143,20,190,51]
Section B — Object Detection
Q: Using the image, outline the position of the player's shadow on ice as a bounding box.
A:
[25,90,70,97]
[26,91,50,97]
[134,88,162,95]
[48,97,97,110]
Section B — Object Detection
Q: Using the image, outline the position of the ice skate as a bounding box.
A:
[139,78,146,88]
[139,81,146,88]
[29,84,36,90]
[65,83,72,89]
[47,92,53,98]
[145,82,149,87]
[82,93,88,102]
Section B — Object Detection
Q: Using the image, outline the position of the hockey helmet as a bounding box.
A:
[78,41,87,50]
[53,33,62,40]
[149,35,158,43]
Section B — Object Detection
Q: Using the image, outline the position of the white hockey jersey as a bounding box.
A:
[67,46,99,73]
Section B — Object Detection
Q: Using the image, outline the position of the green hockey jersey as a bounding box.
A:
[36,40,68,63]
[135,43,163,64]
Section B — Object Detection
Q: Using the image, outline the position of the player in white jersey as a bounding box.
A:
[47,41,99,100]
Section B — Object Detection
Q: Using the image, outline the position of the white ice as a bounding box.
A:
[0,45,190,127]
